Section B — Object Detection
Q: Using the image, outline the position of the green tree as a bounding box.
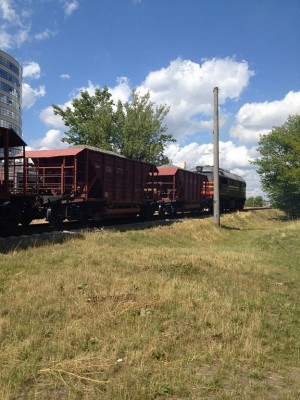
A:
[253,115,300,218]
[245,197,254,207]
[53,87,116,151]
[53,87,175,165]
[115,90,174,164]
[245,196,264,207]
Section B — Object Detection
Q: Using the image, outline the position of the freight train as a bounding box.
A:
[0,127,246,229]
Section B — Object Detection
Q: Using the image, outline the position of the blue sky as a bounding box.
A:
[1,0,300,197]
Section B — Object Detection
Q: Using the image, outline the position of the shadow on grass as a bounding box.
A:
[112,217,182,232]
[220,225,242,231]
[0,218,182,253]
[0,231,85,254]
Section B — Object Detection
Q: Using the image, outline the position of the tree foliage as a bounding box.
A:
[53,87,175,165]
[245,196,265,207]
[253,115,300,218]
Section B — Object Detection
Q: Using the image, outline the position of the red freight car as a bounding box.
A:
[147,165,207,216]
[23,146,158,226]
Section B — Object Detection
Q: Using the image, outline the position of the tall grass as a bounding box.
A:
[0,210,299,399]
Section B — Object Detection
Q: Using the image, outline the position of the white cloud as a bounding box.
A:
[69,80,99,98]
[60,73,71,80]
[29,129,68,150]
[165,141,213,168]
[22,83,46,109]
[23,61,41,79]
[35,28,57,41]
[109,77,131,103]
[62,0,79,17]
[230,91,300,144]
[0,0,31,48]
[142,57,253,103]
[0,0,18,23]
[22,61,45,109]
[165,140,255,171]
[39,105,69,129]
[14,26,30,47]
[0,25,30,49]
[0,28,12,49]
[242,169,264,198]
[138,57,254,140]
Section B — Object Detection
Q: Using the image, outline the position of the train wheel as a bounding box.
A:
[47,208,63,229]
[158,204,165,218]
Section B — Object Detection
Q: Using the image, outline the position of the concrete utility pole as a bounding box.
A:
[213,87,220,227]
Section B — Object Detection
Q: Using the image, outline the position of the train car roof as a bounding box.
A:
[192,165,246,182]
[0,127,27,148]
[20,145,158,170]
[219,170,245,182]
[158,164,206,177]
[22,145,128,159]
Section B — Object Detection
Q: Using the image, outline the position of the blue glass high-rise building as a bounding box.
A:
[0,49,22,138]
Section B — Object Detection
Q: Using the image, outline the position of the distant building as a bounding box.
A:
[0,49,22,139]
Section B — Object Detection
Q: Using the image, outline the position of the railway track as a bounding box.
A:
[0,213,184,252]
[0,208,270,252]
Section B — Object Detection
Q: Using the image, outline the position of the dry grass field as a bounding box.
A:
[0,210,299,399]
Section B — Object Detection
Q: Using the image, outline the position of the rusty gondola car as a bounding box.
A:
[147,165,208,217]
[22,146,159,226]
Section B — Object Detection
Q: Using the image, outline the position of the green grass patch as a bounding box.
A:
[0,209,299,399]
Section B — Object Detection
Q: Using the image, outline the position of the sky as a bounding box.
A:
[1,0,300,197]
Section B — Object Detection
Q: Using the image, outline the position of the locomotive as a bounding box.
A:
[0,127,246,229]
[195,165,246,212]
